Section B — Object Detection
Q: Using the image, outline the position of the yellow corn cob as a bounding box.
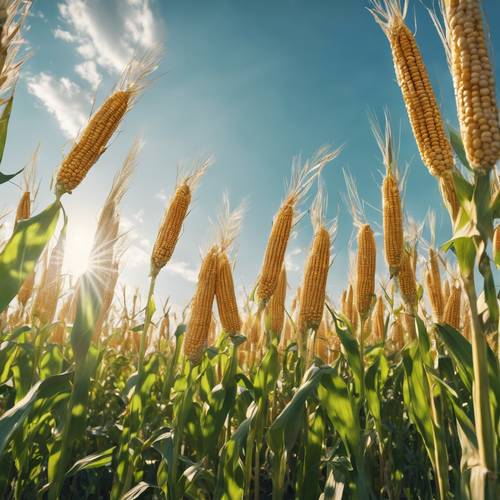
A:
[425,269,444,323]
[184,247,218,364]
[56,91,130,196]
[15,191,30,223]
[18,270,35,307]
[382,173,403,275]
[443,279,451,303]
[256,199,294,304]
[298,227,330,332]
[372,2,454,177]
[159,314,170,341]
[402,310,416,341]
[356,224,376,318]
[151,184,191,274]
[314,319,329,363]
[398,249,417,306]
[443,282,461,330]
[268,266,287,335]
[215,251,241,335]
[443,0,500,170]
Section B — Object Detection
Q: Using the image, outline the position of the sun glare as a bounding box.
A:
[63,218,96,279]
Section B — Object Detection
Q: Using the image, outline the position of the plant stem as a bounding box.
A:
[462,274,496,498]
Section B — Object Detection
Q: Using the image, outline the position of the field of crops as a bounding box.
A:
[0,0,499,499]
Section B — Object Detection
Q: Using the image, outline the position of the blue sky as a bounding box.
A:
[2,0,500,311]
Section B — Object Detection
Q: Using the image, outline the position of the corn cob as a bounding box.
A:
[56,91,130,196]
[298,227,330,332]
[382,174,403,275]
[356,224,376,318]
[398,249,417,306]
[152,184,191,273]
[268,266,287,335]
[55,54,158,196]
[443,279,451,303]
[425,269,444,323]
[15,191,30,223]
[442,0,500,170]
[256,199,294,304]
[257,149,338,304]
[443,281,461,330]
[18,270,35,307]
[314,319,329,363]
[215,251,241,335]
[184,246,218,364]
[371,1,454,178]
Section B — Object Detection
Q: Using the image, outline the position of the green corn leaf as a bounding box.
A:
[66,447,116,477]
[0,167,23,185]
[214,403,258,500]
[297,409,326,500]
[317,367,370,498]
[268,365,330,453]
[0,371,71,456]
[0,200,61,312]
[0,96,13,166]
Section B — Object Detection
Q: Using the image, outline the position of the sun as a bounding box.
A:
[62,215,97,279]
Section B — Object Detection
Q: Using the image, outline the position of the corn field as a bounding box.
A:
[0,0,499,499]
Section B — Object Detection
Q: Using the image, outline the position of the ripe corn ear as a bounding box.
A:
[443,0,500,170]
[256,200,294,304]
[298,227,330,332]
[215,251,241,335]
[373,8,454,177]
[56,91,130,196]
[356,224,376,318]
[268,266,287,336]
[184,247,218,364]
[151,184,191,274]
[382,174,403,275]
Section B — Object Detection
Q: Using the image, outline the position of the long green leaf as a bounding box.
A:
[0,372,71,456]
[0,201,61,312]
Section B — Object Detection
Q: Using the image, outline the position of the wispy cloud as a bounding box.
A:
[75,60,101,89]
[26,72,90,138]
[57,0,162,74]
[285,247,302,272]
[27,0,163,137]
[155,188,168,202]
[165,261,198,283]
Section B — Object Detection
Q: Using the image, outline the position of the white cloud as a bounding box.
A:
[155,188,168,202]
[285,248,302,272]
[122,244,149,268]
[75,60,101,89]
[26,72,90,138]
[57,0,162,73]
[165,261,198,283]
[53,27,76,42]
